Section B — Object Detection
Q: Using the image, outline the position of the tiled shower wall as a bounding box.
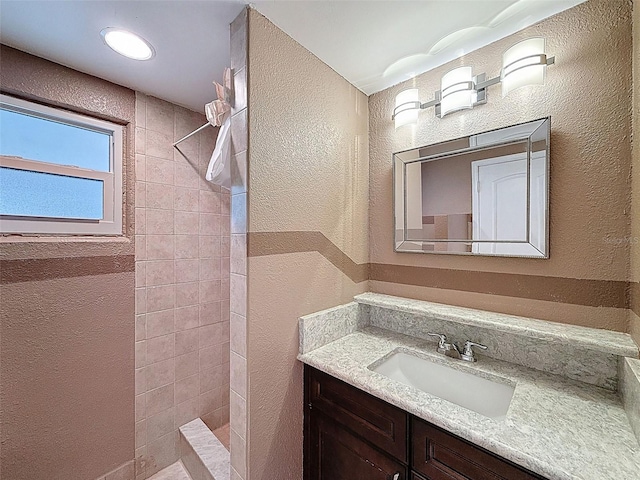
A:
[134,93,230,478]
[229,8,249,480]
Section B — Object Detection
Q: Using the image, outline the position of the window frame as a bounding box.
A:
[0,94,124,235]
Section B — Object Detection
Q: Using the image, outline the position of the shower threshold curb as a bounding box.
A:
[179,418,230,480]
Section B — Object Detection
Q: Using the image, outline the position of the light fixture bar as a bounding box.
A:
[441,81,476,99]
[390,37,555,122]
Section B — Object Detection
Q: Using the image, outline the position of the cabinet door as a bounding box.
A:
[306,366,408,462]
[306,411,407,480]
[412,418,544,480]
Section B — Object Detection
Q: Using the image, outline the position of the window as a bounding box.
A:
[0,94,123,235]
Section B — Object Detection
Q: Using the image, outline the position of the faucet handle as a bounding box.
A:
[427,333,447,347]
[461,340,488,362]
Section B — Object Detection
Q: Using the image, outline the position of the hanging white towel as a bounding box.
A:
[206,116,231,188]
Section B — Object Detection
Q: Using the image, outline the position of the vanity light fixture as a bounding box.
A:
[392,37,554,127]
[440,66,477,117]
[101,28,155,61]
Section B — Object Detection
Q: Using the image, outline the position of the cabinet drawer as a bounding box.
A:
[306,366,408,462]
[412,418,544,480]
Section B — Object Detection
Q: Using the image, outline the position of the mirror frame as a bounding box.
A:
[393,117,550,258]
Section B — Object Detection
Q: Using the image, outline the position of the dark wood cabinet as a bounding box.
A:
[304,365,547,480]
[412,418,544,480]
[307,411,407,480]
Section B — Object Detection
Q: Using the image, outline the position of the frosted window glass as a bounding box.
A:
[0,108,110,171]
[0,167,103,219]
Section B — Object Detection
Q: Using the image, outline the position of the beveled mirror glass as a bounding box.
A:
[394,118,550,258]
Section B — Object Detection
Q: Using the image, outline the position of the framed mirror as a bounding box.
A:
[394,117,550,258]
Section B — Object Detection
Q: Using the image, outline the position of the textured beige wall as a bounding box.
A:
[0,47,136,479]
[1,273,134,480]
[631,0,640,345]
[369,0,632,330]
[246,8,369,479]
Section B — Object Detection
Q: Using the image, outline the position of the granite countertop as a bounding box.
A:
[298,326,640,480]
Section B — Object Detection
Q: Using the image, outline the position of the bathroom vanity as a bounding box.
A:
[305,366,544,480]
[298,294,640,480]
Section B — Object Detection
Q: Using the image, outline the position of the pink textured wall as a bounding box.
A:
[368,0,632,330]
[0,46,136,479]
[246,9,369,479]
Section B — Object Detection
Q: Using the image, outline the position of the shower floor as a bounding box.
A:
[212,423,230,451]
[147,460,191,480]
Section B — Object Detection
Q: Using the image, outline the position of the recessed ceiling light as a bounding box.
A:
[100,28,155,61]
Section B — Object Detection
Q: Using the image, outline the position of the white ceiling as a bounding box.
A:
[0,0,585,112]
[252,0,586,95]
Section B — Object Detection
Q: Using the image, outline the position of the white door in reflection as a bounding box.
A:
[471,152,546,256]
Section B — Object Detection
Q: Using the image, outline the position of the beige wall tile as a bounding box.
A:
[146,96,174,137]
[175,282,199,308]
[174,397,199,429]
[135,367,146,396]
[145,358,175,391]
[146,309,174,339]
[230,274,246,317]
[199,258,221,280]
[135,261,146,288]
[175,259,199,283]
[135,394,146,423]
[230,313,246,358]
[146,383,174,417]
[174,306,199,331]
[135,341,146,368]
[230,427,246,478]
[199,322,225,348]
[199,280,221,303]
[174,187,200,212]
[135,208,146,235]
[230,194,246,234]
[146,408,174,442]
[230,390,246,439]
[146,235,175,260]
[199,345,222,371]
[146,285,175,313]
[135,154,146,182]
[146,157,174,185]
[175,351,199,380]
[146,130,173,160]
[199,301,222,326]
[230,352,246,399]
[175,163,200,189]
[175,329,199,356]
[199,213,221,236]
[200,364,226,394]
[175,235,199,259]
[146,260,175,287]
[146,209,174,235]
[232,68,247,116]
[199,235,221,259]
[146,334,175,365]
[175,211,200,235]
[146,183,174,210]
[135,315,146,342]
[146,431,178,475]
[174,373,199,405]
[135,420,147,449]
[199,190,221,213]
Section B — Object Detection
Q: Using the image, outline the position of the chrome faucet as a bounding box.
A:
[426,333,461,359]
[427,333,487,362]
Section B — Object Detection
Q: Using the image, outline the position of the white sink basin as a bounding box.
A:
[371,351,515,420]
